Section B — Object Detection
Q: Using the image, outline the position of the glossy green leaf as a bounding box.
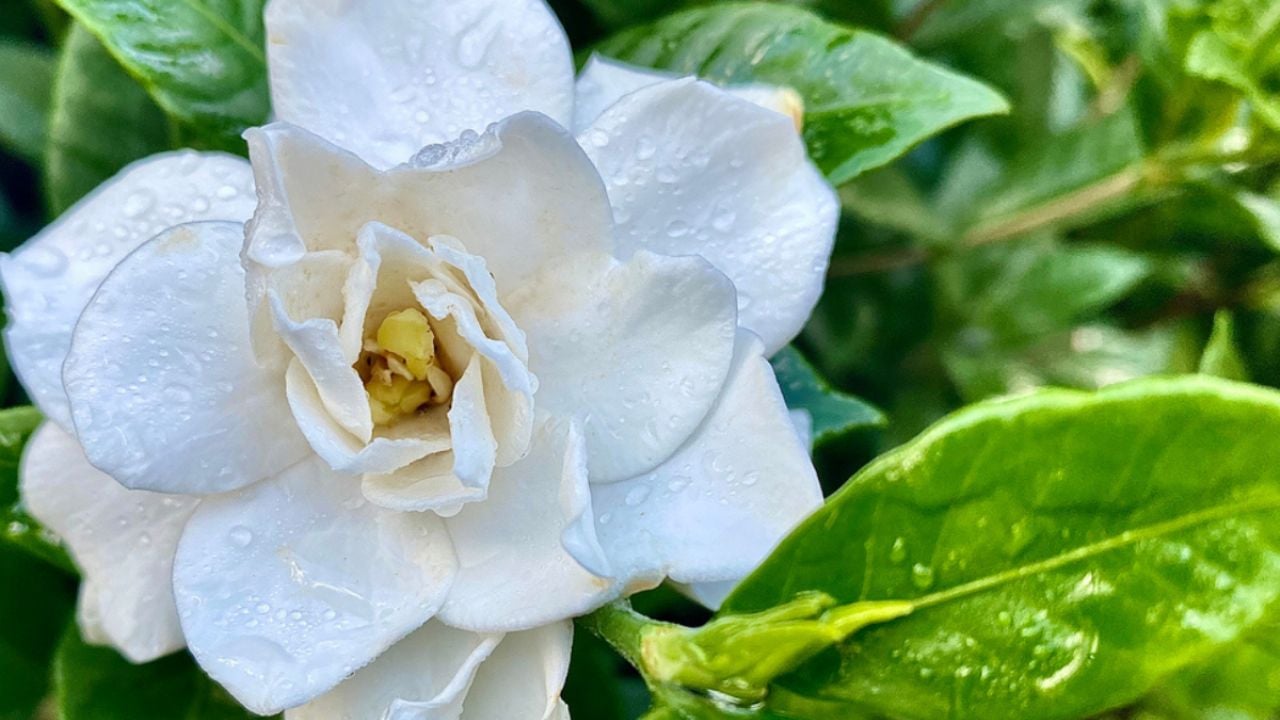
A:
[0,406,72,572]
[771,347,883,448]
[44,22,171,215]
[1199,311,1250,381]
[52,0,268,146]
[0,544,74,720]
[55,624,267,720]
[579,0,895,32]
[0,40,55,163]
[723,377,1280,720]
[595,3,1009,184]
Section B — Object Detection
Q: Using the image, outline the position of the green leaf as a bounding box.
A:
[771,346,883,448]
[595,3,1009,184]
[0,406,73,572]
[1137,625,1280,719]
[578,0,895,32]
[1199,311,1250,381]
[938,240,1154,344]
[44,22,171,215]
[1184,0,1280,131]
[723,376,1280,720]
[0,544,74,720]
[0,40,55,163]
[55,624,267,720]
[943,322,1191,402]
[52,0,268,147]
[964,108,1150,241]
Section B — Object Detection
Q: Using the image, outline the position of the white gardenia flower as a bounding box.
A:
[1,0,837,716]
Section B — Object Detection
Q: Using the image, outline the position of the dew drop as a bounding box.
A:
[122,190,155,219]
[624,486,651,507]
[228,525,254,548]
[889,537,907,564]
[911,563,935,590]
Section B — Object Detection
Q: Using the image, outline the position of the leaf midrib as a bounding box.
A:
[902,493,1280,614]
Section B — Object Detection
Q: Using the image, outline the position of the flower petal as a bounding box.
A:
[270,292,374,442]
[506,251,737,482]
[576,56,805,133]
[286,622,570,720]
[580,79,839,354]
[440,422,614,632]
[286,360,453,474]
[592,333,822,588]
[363,451,483,515]
[572,55,670,133]
[21,423,197,662]
[265,0,574,169]
[173,456,457,714]
[0,152,255,429]
[446,355,497,492]
[459,622,573,720]
[243,115,612,293]
[62,222,310,495]
[286,621,501,720]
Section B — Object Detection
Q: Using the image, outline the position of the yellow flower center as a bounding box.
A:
[357,308,454,425]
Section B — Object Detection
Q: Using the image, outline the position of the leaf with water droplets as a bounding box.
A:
[770,346,883,449]
[720,376,1280,719]
[594,3,1009,184]
[52,0,269,148]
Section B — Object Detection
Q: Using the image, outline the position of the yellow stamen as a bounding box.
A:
[358,308,452,425]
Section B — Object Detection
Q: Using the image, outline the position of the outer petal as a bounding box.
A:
[506,251,737,483]
[62,222,310,494]
[266,0,574,169]
[459,622,573,720]
[21,423,197,662]
[243,115,612,294]
[592,333,822,588]
[0,151,255,429]
[575,56,804,135]
[172,457,458,714]
[580,79,839,354]
[439,422,613,632]
[286,622,571,720]
[286,621,501,720]
[572,55,670,133]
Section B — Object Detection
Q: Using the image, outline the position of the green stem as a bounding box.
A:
[576,600,671,671]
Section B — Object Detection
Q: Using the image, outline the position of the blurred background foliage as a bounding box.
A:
[4,0,1280,718]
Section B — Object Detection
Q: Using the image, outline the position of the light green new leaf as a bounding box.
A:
[44,23,172,215]
[1184,0,1280,130]
[52,0,269,147]
[723,377,1280,720]
[771,347,883,448]
[1199,311,1250,381]
[595,3,1009,185]
[0,40,55,163]
[55,624,270,720]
